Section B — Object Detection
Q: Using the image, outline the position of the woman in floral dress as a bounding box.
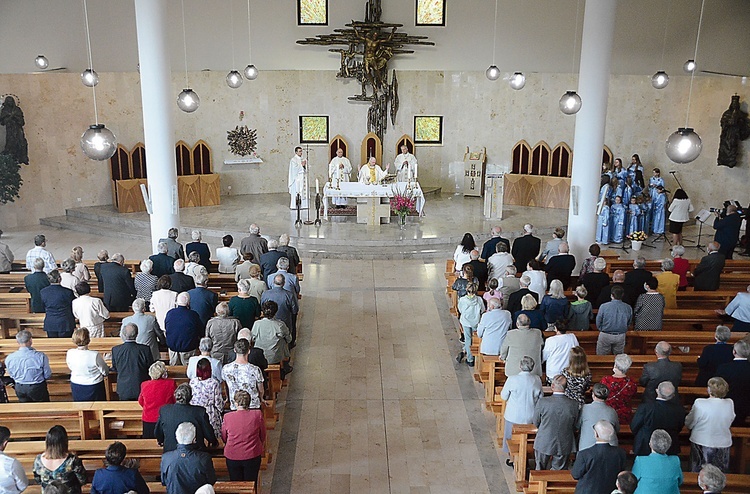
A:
[189,358,226,438]
[600,353,638,424]
[33,425,87,493]
[561,346,592,406]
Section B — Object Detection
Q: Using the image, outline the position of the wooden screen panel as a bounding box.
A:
[175,141,191,176]
[329,134,348,160]
[531,141,551,176]
[115,179,147,213]
[198,174,221,206]
[551,142,572,178]
[603,145,613,168]
[110,145,129,181]
[395,134,415,156]
[360,132,382,167]
[130,143,147,179]
[511,140,531,175]
[177,176,202,208]
[192,140,212,174]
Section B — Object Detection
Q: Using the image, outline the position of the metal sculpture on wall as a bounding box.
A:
[297,0,433,141]
[718,94,750,168]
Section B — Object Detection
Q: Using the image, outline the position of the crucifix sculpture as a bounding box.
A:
[297,0,434,141]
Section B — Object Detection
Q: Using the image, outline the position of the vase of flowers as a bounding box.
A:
[627,231,647,250]
[391,187,416,229]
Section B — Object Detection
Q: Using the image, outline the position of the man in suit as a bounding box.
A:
[630,381,686,456]
[464,250,488,290]
[544,241,576,289]
[498,265,521,309]
[506,275,538,316]
[155,384,217,452]
[713,205,742,259]
[158,227,185,260]
[480,225,510,262]
[24,257,50,313]
[693,242,726,291]
[639,341,682,401]
[532,374,579,470]
[185,230,212,272]
[165,292,204,365]
[695,325,734,386]
[259,238,288,282]
[476,297,512,356]
[186,271,218,327]
[40,270,76,338]
[501,314,544,378]
[571,420,627,494]
[716,339,750,426]
[111,323,154,400]
[99,253,137,312]
[240,223,268,266]
[596,270,632,308]
[698,464,727,494]
[266,257,301,297]
[623,256,655,306]
[149,242,176,278]
[278,233,300,276]
[169,259,196,294]
[577,384,619,451]
[261,274,299,346]
[161,422,216,494]
[511,224,541,272]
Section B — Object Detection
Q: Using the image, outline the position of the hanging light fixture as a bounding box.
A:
[651,3,670,89]
[485,0,500,81]
[81,68,99,87]
[177,0,200,112]
[79,0,116,161]
[244,0,258,80]
[683,59,696,73]
[509,72,526,90]
[34,55,49,70]
[560,0,582,114]
[226,0,243,89]
[665,0,705,164]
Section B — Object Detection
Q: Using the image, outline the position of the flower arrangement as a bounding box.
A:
[390,187,417,216]
[627,231,647,241]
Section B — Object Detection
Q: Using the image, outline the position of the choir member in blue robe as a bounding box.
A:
[610,196,626,243]
[622,180,633,207]
[651,186,667,234]
[649,168,665,201]
[641,194,652,233]
[626,196,641,236]
[597,198,610,244]
[628,154,645,188]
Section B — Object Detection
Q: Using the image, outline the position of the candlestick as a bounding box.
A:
[316,178,320,194]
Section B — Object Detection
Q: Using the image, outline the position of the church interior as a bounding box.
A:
[1,0,750,493]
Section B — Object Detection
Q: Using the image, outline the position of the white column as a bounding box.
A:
[134,0,179,252]
[567,0,617,272]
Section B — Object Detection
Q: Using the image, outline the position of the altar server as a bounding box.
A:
[328,148,352,207]
[652,186,667,234]
[288,146,308,209]
[358,157,387,185]
[626,196,641,236]
[392,144,418,182]
[596,198,610,244]
[610,196,626,243]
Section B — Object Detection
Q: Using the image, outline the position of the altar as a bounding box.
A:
[323,182,425,224]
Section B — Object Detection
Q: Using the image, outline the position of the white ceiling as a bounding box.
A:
[1,0,748,76]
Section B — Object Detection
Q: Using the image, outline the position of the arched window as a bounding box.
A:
[511,140,531,174]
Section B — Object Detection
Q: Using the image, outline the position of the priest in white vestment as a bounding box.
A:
[392,144,418,182]
[288,146,309,209]
[358,157,388,185]
[328,148,352,207]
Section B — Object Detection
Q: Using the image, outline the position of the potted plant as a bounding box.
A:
[627,230,647,250]
[390,187,416,229]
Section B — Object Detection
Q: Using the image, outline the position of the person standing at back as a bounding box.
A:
[158,228,185,260]
[512,224,541,272]
[25,257,50,313]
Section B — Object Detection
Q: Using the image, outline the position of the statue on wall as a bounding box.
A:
[718,94,750,168]
[297,0,433,141]
[0,95,28,165]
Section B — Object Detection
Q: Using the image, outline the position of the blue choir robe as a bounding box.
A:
[632,184,643,198]
[649,176,664,200]
[627,203,641,235]
[652,193,667,234]
[597,205,610,244]
[610,203,626,243]
[640,202,650,232]
[599,184,611,206]
[622,185,633,207]
[616,170,628,195]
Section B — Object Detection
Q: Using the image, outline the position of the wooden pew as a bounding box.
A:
[20,481,258,494]
[603,258,750,275]
[0,313,133,338]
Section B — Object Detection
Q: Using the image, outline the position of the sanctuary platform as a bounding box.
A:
[39,192,570,260]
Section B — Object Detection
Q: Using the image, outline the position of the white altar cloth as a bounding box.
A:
[323,182,425,220]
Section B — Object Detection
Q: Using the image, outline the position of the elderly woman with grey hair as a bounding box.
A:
[670,244,690,290]
[600,353,638,425]
[206,302,242,364]
[656,258,680,309]
[229,279,262,330]
[134,259,158,310]
[632,429,683,493]
[251,301,292,376]
[187,337,224,382]
[698,464,727,493]
[500,356,542,458]
[59,258,81,294]
[685,376,735,472]
[184,251,203,281]
[138,361,176,438]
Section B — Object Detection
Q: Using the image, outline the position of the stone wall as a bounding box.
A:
[0,70,747,227]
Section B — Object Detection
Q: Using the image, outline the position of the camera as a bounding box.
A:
[709,207,721,213]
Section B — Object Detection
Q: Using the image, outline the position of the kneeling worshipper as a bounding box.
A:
[358,157,387,185]
[392,144,418,182]
[328,148,352,207]
[288,146,308,209]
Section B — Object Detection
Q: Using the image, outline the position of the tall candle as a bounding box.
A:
[316,178,320,194]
